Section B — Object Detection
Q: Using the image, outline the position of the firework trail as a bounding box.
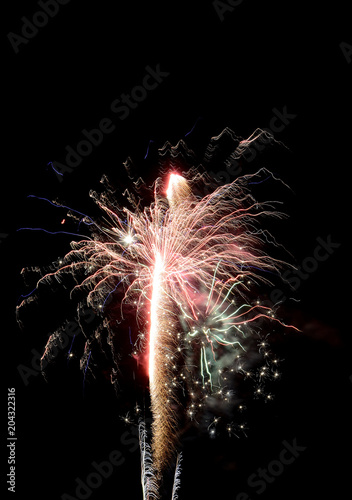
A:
[17,128,299,498]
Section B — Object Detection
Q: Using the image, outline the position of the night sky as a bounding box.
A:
[3,1,351,499]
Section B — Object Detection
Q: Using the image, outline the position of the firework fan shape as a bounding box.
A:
[17,128,299,499]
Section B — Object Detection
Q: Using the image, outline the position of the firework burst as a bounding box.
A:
[17,128,299,498]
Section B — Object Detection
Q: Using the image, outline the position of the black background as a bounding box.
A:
[3,1,352,499]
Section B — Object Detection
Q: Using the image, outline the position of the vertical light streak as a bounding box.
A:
[148,173,192,474]
[171,453,182,500]
[139,419,159,500]
[149,252,163,387]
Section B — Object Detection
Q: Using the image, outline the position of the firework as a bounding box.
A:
[17,128,299,498]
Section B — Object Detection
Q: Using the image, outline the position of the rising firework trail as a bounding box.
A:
[17,128,299,498]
